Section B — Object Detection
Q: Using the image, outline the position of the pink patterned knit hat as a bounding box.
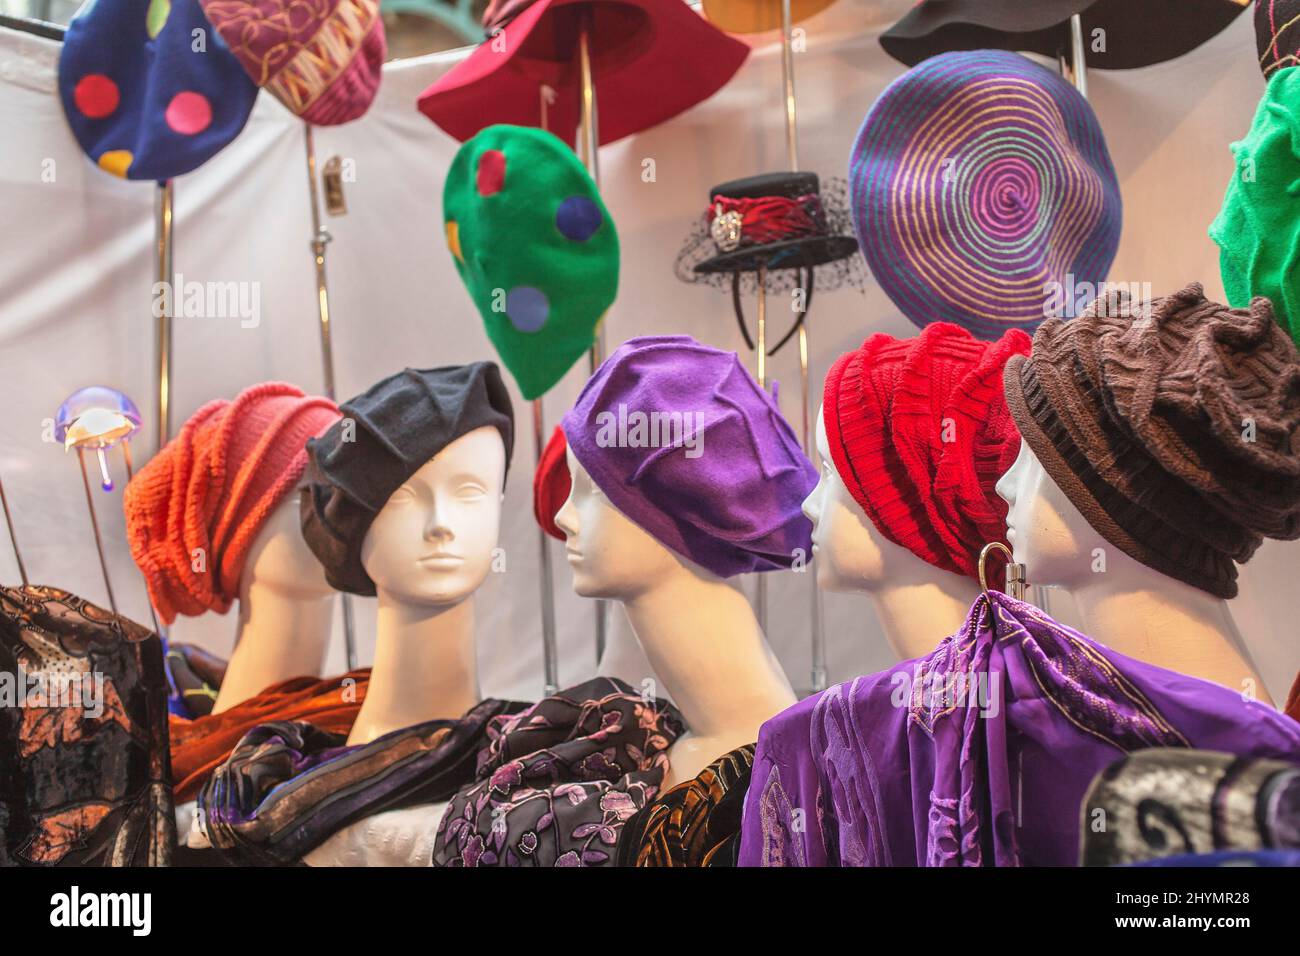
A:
[198,0,386,125]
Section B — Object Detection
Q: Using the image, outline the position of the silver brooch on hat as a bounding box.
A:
[711,203,743,253]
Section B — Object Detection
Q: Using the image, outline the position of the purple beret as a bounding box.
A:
[561,335,817,578]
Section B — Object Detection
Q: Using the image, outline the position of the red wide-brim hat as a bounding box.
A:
[417,0,750,148]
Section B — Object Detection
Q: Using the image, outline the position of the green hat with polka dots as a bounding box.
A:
[443,125,620,400]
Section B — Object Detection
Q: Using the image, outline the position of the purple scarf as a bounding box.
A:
[738,592,1300,866]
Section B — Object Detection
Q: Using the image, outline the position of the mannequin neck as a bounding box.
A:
[212,579,335,715]
[864,570,982,661]
[347,594,481,746]
[621,567,796,788]
[1067,563,1271,705]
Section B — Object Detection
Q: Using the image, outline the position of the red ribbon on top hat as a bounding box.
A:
[706,193,827,252]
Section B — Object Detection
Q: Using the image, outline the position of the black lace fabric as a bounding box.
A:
[0,584,174,866]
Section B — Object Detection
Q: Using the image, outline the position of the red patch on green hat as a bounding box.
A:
[477,149,506,196]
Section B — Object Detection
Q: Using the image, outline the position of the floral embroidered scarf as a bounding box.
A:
[432,677,685,867]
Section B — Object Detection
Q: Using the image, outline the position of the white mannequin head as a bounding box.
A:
[360,425,506,607]
[553,435,796,788]
[239,496,332,599]
[995,438,1112,589]
[803,404,954,592]
[993,436,1270,699]
[554,447,700,601]
[216,493,338,715]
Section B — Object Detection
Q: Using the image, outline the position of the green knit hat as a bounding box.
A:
[1210,68,1300,349]
[443,125,619,400]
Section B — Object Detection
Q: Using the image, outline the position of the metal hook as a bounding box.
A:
[978,541,1026,601]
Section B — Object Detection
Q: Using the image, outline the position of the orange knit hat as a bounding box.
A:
[125,383,340,624]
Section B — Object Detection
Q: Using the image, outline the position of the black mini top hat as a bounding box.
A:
[676,171,863,356]
[692,171,860,275]
[881,0,1250,71]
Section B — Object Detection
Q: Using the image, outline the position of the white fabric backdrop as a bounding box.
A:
[2,0,1297,705]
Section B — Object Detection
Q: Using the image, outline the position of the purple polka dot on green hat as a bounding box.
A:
[849,49,1122,339]
[443,125,620,400]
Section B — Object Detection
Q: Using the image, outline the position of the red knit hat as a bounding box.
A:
[533,425,570,542]
[125,383,340,624]
[823,322,1030,580]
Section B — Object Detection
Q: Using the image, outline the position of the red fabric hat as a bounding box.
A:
[823,323,1030,580]
[125,383,340,624]
[534,425,571,541]
[416,0,750,149]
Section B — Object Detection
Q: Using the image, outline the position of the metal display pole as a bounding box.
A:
[304,123,358,669]
[0,470,28,587]
[155,181,174,452]
[534,398,559,695]
[754,264,769,634]
[800,322,827,692]
[1066,14,1089,98]
[121,443,164,637]
[576,10,609,667]
[777,0,827,691]
[1027,12,1090,614]
[780,0,798,171]
[77,448,119,618]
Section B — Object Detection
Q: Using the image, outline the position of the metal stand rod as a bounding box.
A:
[0,470,28,587]
[577,12,607,371]
[753,265,769,633]
[799,324,827,692]
[756,265,768,387]
[576,10,609,667]
[1029,13,1088,617]
[122,444,164,637]
[305,125,337,400]
[77,448,119,618]
[780,0,799,171]
[304,123,357,669]
[540,84,553,132]
[1066,14,1089,99]
[534,398,559,695]
[576,13,600,195]
[154,181,174,453]
[778,1,826,690]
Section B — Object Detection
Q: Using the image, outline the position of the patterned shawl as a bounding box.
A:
[1,584,174,866]
[432,677,685,867]
[198,698,525,866]
[616,744,754,867]
[738,592,1300,867]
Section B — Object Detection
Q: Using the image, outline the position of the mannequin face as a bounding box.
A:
[554,448,683,600]
[802,406,890,590]
[242,497,332,598]
[360,426,506,607]
[996,438,1108,588]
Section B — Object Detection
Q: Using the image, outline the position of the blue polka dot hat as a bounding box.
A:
[442,125,620,400]
[58,0,258,181]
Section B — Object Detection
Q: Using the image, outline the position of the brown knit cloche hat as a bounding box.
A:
[1003,282,1300,598]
